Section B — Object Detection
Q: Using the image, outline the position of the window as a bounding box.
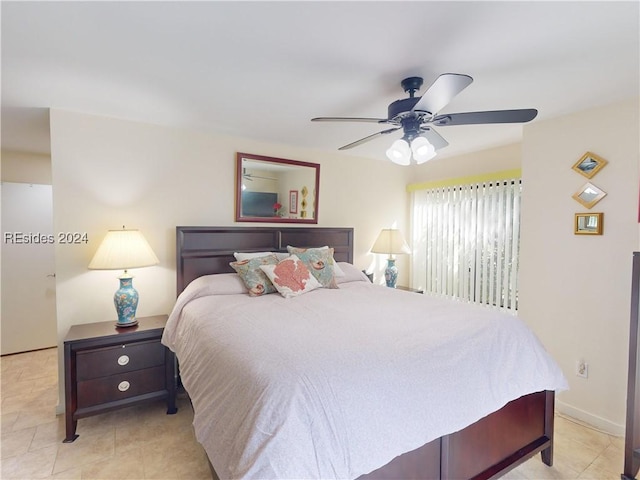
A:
[410,176,521,311]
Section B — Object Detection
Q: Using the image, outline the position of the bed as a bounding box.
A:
[163,226,568,479]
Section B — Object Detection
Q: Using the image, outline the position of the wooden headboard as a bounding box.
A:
[176,226,354,295]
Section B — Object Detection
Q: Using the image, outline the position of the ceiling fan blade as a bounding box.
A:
[312,117,390,124]
[433,109,538,126]
[411,73,473,115]
[338,127,401,150]
[419,127,449,150]
[244,174,276,181]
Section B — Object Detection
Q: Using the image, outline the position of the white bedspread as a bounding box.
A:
[162,269,567,479]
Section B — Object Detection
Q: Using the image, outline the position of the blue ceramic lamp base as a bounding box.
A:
[114,273,139,327]
[384,258,398,288]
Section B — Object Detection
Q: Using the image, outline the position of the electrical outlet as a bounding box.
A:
[576,360,588,378]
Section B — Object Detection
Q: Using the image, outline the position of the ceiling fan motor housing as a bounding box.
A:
[388,77,434,121]
[388,97,428,142]
[388,97,423,121]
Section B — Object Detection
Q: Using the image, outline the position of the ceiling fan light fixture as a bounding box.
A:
[411,136,437,164]
[386,139,411,165]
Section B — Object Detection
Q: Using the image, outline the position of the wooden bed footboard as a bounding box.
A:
[359,390,554,480]
[206,391,554,480]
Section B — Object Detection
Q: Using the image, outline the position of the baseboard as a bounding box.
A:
[556,400,625,437]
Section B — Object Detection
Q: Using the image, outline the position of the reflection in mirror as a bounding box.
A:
[235,153,320,224]
[572,182,606,209]
[574,212,603,235]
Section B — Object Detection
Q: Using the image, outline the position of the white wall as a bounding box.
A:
[49,109,412,410]
[1,150,52,184]
[519,99,640,434]
[406,142,522,184]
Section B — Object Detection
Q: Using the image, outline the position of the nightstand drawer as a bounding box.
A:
[76,340,164,380]
[77,365,166,408]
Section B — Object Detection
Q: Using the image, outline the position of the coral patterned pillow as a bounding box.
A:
[260,255,322,298]
[229,254,279,297]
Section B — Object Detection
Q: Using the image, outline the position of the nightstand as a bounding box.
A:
[63,314,177,443]
[396,285,424,294]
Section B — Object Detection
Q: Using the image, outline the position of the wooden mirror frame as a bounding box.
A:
[572,182,607,209]
[574,212,603,235]
[235,152,320,224]
[572,152,608,179]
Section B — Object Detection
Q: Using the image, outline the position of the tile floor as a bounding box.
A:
[0,347,626,479]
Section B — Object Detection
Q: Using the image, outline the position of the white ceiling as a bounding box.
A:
[2,1,638,161]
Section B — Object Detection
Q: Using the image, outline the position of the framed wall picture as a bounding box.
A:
[572,152,608,179]
[572,182,607,209]
[289,190,298,214]
[575,212,603,235]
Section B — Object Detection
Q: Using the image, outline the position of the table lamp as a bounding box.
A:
[88,227,159,327]
[371,229,411,288]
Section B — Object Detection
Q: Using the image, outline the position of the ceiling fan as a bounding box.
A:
[242,168,276,182]
[311,73,537,165]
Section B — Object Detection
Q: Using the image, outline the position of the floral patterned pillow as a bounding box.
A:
[229,254,279,297]
[260,255,322,298]
[286,246,339,289]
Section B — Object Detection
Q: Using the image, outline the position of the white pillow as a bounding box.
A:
[185,273,248,295]
[260,255,322,298]
[234,251,290,261]
[334,262,371,284]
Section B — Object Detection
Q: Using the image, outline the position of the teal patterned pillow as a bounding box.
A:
[230,254,279,297]
[286,246,339,289]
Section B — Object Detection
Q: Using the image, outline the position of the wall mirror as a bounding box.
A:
[572,151,608,179]
[235,153,320,224]
[575,212,603,235]
[572,182,607,209]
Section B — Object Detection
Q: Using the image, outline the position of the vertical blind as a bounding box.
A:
[410,177,522,312]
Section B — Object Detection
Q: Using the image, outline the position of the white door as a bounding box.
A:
[1,182,57,355]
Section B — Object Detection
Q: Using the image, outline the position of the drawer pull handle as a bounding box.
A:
[118,381,130,392]
[117,355,130,366]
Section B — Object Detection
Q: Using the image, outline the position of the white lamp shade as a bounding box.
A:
[88,229,159,270]
[386,139,411,166]
[411,136,437,164]
[371,229,411,255]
